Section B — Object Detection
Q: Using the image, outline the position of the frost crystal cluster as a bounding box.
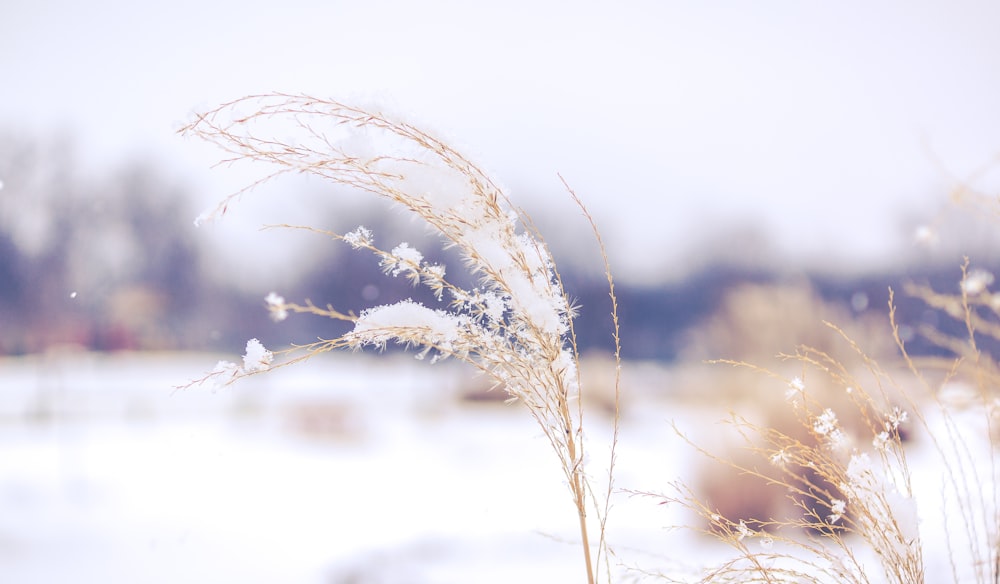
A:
[205,338,274,388]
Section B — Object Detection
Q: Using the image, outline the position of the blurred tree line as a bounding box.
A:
[0,131,501,355]
[0,131,987,360]
[0,132,205,353]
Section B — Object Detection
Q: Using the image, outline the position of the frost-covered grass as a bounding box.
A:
[176,93,1000,582]
[181,93,622,583]
[633,271,1000,584]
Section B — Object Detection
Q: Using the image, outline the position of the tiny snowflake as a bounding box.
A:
[265,291,288,322]
[873,430,891,451]
[242,338,273,373]
[962,269,994,295]
[391,242,424,267]
[813,408,839,436]
[828,499,846,524]
[786,377,805,400]
[886,407,908,431]
[211,360,240,381]
[344,225,373,249]
[770,449,791,467]
[914,225,938,247]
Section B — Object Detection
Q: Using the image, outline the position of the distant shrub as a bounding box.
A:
[641,263,999,583]
[681,281,897,365]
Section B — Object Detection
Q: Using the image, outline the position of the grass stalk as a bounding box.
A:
[180,92,619,582]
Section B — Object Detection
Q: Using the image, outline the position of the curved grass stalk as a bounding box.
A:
[180,93,621,583]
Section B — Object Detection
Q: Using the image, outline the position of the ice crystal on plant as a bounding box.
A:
[480,291,508,323]
[813,408,838,436]
[390,242,423,266]
[179,95,616,581]
[886,407,907,431]
[265,291,288,322]
[212,360,240,378]
[828,498,846,524]
[873,430,891,451]
[193,207,214,227]
[736,519,754,541]
[786,376,805,401]
[242,338,273,373]
[423,264,447,300]
[382,242,424,284]
[344,225,373,249]
[962,268,994,295]
[349,299,467,352]
[812,408,848,448]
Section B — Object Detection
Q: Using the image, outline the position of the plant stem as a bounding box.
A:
[565,421,595,584]
[576,474,595,584]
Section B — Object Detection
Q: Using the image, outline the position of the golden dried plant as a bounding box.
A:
[179,93,621,583]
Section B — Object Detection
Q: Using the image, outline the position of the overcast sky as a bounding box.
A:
[3,0,1000,283]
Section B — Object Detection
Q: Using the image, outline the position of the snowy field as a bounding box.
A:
[0,351,993,582]
[0,351,705,583]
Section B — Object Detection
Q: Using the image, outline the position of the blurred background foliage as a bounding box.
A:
[1,129,997,362]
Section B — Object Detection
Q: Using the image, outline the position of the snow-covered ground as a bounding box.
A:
[0,351,995,582]
[0,351,699,583]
